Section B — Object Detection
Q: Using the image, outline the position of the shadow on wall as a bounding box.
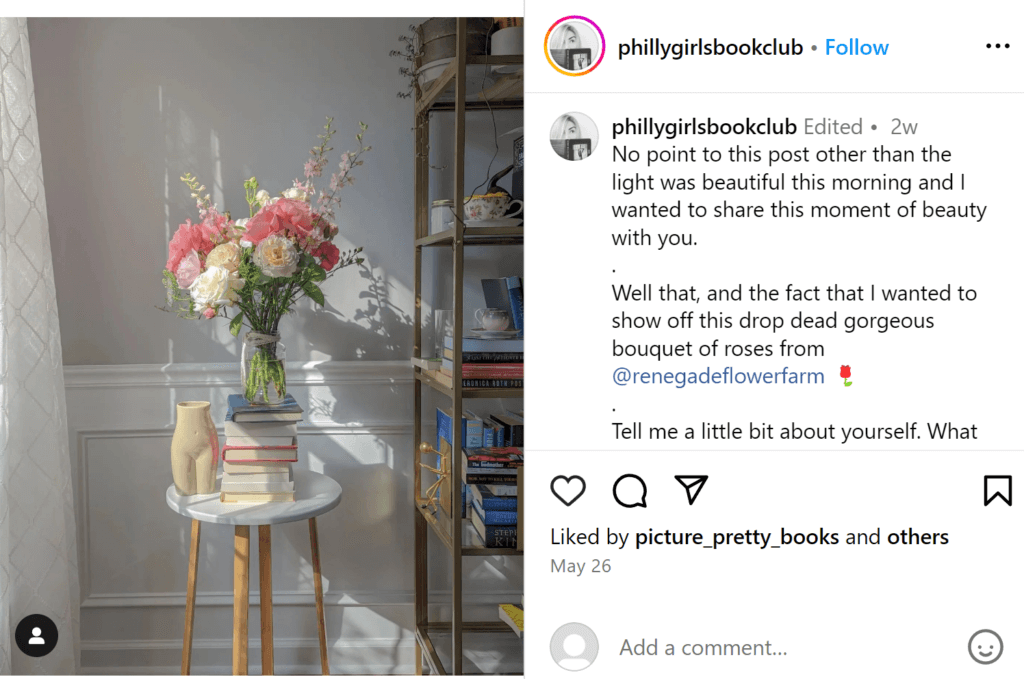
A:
[29,18,418,365]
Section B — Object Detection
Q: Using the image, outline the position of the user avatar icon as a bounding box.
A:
[550,622,599,671]
[14,613,58,657]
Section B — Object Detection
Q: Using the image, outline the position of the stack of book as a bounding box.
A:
[433,335,524,389]
[437,407,525,517]
[464,447,522,549]
[220,394,302,503]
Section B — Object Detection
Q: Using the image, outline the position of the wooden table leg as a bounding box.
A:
[258,525,274,675]
[233,525,250,675]
[182,519,201,675]
[309,517,329,675]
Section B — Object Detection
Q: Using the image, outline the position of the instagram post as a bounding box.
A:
[0,0,1019,676]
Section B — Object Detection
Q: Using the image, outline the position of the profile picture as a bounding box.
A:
[550,112,598,161]
[546,17,605,75]
[550,622,599,671]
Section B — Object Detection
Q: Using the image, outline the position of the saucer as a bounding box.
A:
[465,217,524,228]
[470,328,521,339]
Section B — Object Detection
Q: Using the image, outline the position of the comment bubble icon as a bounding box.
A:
[613,474,648,508]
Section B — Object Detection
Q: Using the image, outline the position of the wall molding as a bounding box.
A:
[63,360,413,389]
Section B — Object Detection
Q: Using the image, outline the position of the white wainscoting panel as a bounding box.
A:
[64,361,524,674]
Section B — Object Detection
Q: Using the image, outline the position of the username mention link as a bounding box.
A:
[612,366,825,388]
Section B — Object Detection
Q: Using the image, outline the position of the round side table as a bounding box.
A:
[166,468,342,676]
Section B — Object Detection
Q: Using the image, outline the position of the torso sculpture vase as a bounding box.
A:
[171,401,218,495]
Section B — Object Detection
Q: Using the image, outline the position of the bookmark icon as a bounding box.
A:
[674,475,708,506]
[983,475,1012,507]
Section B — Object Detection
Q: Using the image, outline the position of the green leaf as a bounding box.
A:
[230,311,245,337]
[308,265,327,282]
[303,282,325,307]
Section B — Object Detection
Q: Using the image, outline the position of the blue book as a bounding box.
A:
[471,498,518,526]
[505,276,523,333]
[470,483,518,512]
[227,394,303,422]
[435,407,483,450]
[445,335,524,353]
[470,506,518,548]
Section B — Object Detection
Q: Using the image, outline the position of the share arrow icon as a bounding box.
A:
[674,475,708,506]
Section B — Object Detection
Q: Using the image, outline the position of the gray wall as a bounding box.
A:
[29,17,523,365]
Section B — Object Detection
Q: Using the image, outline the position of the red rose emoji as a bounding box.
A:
[840,365,852,387]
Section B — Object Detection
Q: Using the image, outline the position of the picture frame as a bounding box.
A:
[567,48,591,71]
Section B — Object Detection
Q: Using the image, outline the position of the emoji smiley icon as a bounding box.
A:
[968,629,1003,665]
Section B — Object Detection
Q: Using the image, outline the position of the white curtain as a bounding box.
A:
[0,17,80,673]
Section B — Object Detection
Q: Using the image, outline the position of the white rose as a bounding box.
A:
[205,242,241,273]
[255,190,272,208]
[189,265,244,307]
[253,234,299,278]
[282,187,308,202]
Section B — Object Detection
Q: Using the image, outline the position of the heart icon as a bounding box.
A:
[550,475,586,507]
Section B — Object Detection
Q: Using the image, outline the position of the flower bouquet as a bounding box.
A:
[161,118,370,404]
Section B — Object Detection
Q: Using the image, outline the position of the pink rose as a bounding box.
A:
[175,250,202,288]
[244,198,315,245]
[313,242,340,271]
[202,307,217,319]
[166,219,213,272]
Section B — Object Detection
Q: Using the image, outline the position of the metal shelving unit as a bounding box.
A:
[411,19,524,676]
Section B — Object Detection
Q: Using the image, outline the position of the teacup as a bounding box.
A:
[475,308,511,331]
[464,193,524,222]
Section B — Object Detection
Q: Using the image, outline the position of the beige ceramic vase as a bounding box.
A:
[171,401,218,495]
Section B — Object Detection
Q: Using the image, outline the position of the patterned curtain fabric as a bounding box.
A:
[0,17,80,673]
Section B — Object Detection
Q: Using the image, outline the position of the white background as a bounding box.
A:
[527,0,1023,676]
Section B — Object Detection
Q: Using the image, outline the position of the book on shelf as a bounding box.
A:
[223,460,294,474]
[470,505,518,548]
[436,407,483,450]
[471,497,518,526]
[224,421,299,438]
[440,360,524,378]
[498,604,524,638]
[443,348,524,363]
[222,445,299,463]
[469,483,518,511]
[505,276,524,333]
[482,483,518,497]
[220,480,295,493]
[430,370,523,389]
[224,434,296,448]
[444,335,524,353]
[222,470,291,483]
[463,447,524,469]
[221,491,295,503]
[226,394,303,422]
[461,465,518,485]
[481,418,505,447]
[489,413,524,446]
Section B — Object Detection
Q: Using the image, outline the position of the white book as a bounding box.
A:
[224,435,296,448]
[223,471,291,483]
[221,491,295,503]
[223,461,294,474]
[220,480,295,493]
[224,421,299,438]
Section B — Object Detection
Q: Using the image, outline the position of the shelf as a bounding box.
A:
[417,502,522,557]
[416,622,523,676]
[415,369,524,400]
[416,225,524,248]
[417,57,524,115]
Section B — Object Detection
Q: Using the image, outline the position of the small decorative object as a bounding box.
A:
[475,308,511,331]
[464,193,524,221]
[160,118,372,404]
[171,401,219,495]
[840,365,852,387]
[419,441,452,516]
[431,200,455,234]
[433,309,454,358]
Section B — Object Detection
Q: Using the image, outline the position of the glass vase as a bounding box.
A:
[242,334,287,405]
